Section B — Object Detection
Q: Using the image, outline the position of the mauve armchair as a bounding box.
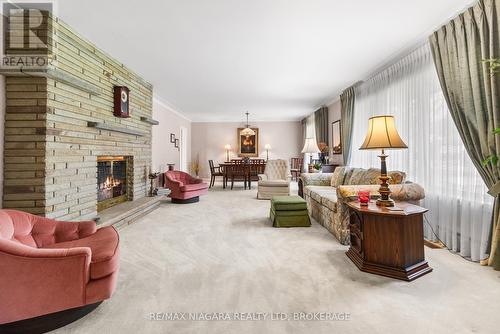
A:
[165,170,208,203]
[0,209,119,332]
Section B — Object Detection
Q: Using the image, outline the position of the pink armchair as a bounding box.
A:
[0,209,119,330]
[165,170,208,203]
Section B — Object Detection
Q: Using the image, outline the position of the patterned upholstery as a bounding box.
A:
[257,159,291,199]
[330,167,347,187]
[300,167,425,245]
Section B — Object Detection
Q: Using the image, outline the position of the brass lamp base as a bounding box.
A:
[376,150,395,207]
[376,198,395,207]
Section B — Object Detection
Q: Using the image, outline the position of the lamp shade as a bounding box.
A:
[264,144,271,150]
[241,127,255,136]
[301,138,321,154]
[224,144,231,150]
[359,115,407,150]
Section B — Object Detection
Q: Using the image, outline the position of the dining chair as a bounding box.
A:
[248,160,266,188]
[290,157,303,181]
[208,160,224,188]
[228,162,248,189]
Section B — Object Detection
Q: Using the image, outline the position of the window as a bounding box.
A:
[349,43,493,261]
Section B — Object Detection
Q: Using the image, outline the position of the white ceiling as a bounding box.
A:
[56,0,473,122]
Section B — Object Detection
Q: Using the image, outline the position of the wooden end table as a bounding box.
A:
[346,201,432,281]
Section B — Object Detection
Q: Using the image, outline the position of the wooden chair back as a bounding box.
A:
[290,157,303,170]
[208,160,216,174]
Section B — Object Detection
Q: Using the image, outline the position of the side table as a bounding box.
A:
[346,201,432,281]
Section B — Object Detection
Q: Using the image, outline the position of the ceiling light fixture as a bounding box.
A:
[241,112,255,137]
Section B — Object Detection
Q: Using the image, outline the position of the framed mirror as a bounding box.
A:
[331,120,342,155]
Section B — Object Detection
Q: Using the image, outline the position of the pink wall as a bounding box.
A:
[151,97,192,173]
[191,121,302,178]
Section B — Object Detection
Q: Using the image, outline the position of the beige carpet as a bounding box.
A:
[52,182,500,334]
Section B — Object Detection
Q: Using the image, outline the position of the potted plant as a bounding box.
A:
[148,172,160,197]
[312,162,322,173]
[190,153,201,177]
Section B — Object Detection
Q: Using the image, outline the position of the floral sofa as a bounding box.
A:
[300,167,425,245]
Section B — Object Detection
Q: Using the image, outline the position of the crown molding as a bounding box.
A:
[153,95,192,122]
[191,118,302,124]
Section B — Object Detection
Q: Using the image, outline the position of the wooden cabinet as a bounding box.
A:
[321,164,339,173]
[346,201,432,281]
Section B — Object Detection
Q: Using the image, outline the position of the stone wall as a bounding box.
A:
[3,13,153,220]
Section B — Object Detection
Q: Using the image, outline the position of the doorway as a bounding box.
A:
[179,126,188,172]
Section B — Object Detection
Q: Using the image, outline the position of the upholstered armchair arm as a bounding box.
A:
[336,182,425,202]
[300,173,333,187]
[258,174,267,181]
[0,240,91,322]
[0,239,91,260]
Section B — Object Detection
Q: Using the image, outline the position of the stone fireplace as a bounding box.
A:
[1,12,154,221]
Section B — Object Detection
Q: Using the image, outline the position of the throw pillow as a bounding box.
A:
[346,168,367,185]
[330,167,346,187]
[388,171,406,184]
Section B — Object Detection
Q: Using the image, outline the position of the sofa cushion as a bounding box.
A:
[321,193,338,212]
[330,167,347,187]
[271,196,307,211]
[43,226,119,280]
[309,188,337,205]
[180,183,209,192]
[258,180,289,187]
[304,185,329,197]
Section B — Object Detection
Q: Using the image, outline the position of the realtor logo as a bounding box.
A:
[1,1,55,68]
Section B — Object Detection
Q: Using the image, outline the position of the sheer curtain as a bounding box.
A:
[349,43,494,261]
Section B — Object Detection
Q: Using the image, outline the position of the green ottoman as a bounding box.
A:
[270,196,311,228]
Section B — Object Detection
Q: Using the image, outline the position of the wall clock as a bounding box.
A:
[114,86,130,118]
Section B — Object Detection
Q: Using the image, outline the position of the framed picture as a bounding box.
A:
[331,120,342,155]
[170,134,176,143]
[237,128,259,157]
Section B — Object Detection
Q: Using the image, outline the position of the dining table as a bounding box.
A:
[218,160,266,189]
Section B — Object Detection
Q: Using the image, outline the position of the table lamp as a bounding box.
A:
[359,115,407,207]
[301,138,320,172]
[264,144,271,160]
[224,144,231,162]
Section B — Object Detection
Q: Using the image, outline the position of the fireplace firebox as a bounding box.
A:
[97,156,129,211]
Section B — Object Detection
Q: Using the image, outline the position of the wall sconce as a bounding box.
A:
[224,144,231,162]
[264,144,271,161]
[174,139,179,150]
[170,134,176,143]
